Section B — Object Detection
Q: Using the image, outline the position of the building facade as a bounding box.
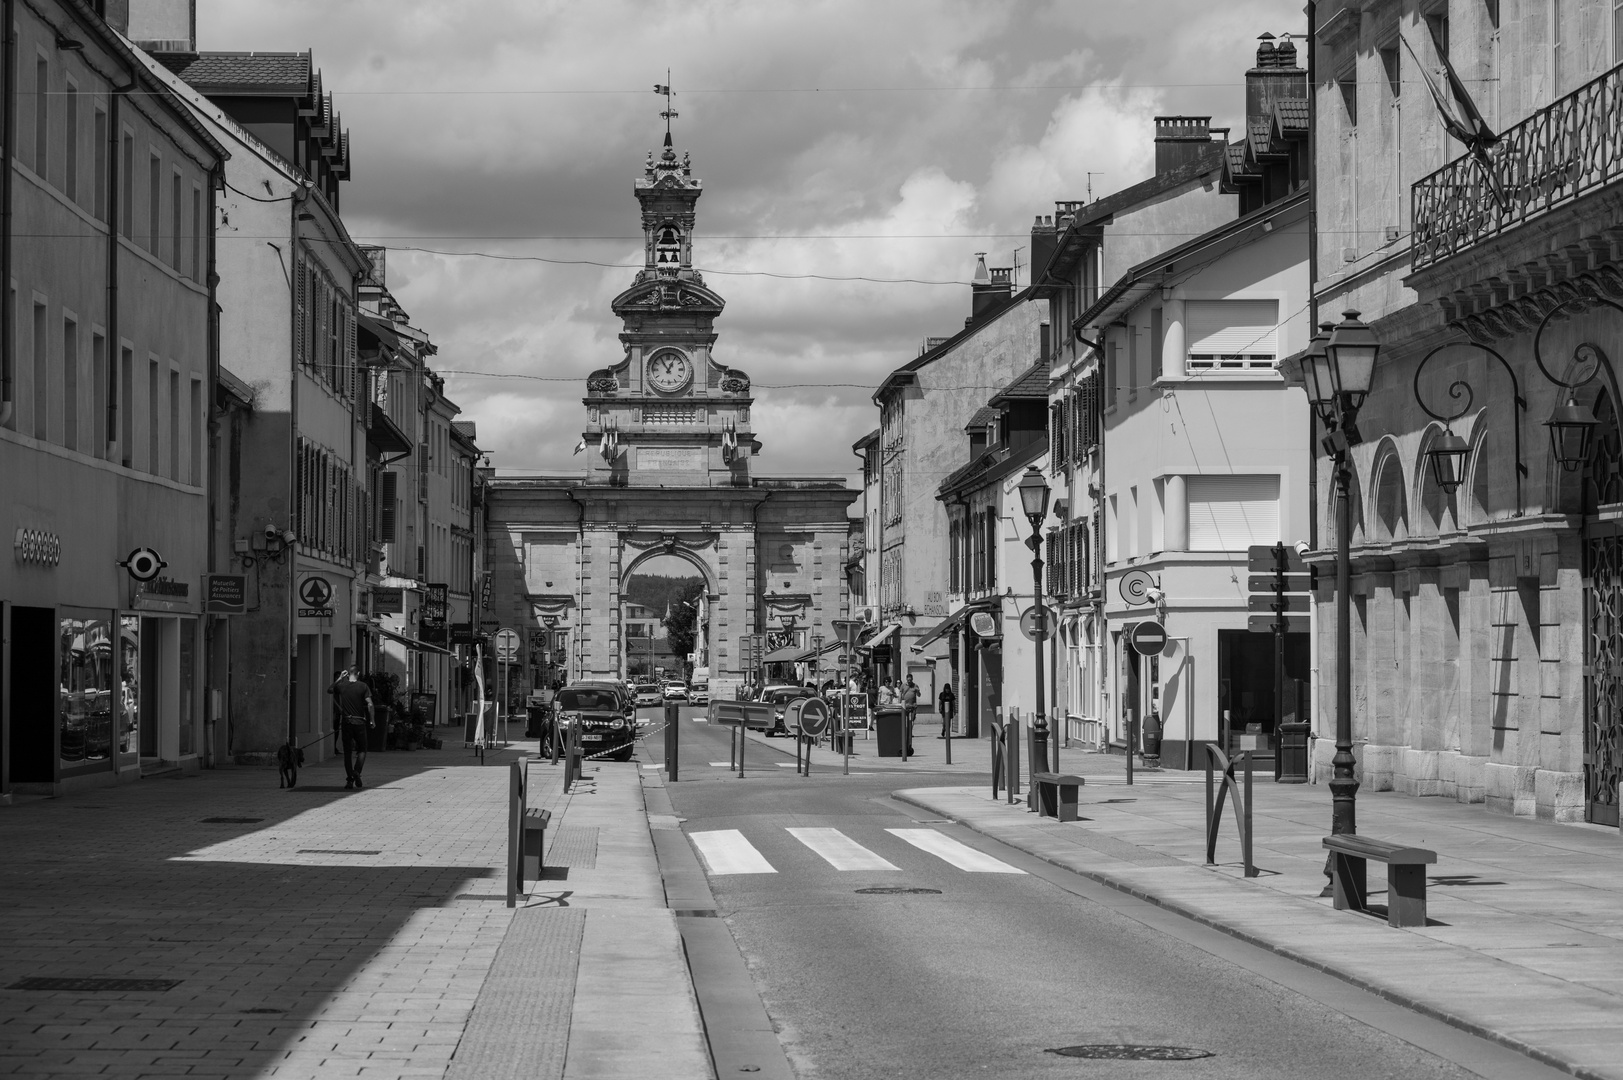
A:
[484,135,857,693]
[1,0,225,795]
[1308,0,1623,825]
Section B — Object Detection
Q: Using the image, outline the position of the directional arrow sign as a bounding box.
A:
[1246,544,1307,574]
[1247,594,1310,613]
[1247,574,1314,593]
[1248,614,1310,634]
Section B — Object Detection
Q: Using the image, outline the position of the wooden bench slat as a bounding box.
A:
[1322,835,1436,865]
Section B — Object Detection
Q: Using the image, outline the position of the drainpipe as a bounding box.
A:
[203,165,222,766]
[287,186,308,748]
[0,0,14,427]
[106,73,134,455]
[565,488,586,681]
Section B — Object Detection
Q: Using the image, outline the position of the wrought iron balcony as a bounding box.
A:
[1412,62,1623,270]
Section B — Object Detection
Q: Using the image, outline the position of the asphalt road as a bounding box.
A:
[638,705,1562,1080]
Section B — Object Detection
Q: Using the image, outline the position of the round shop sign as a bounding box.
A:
[120,547,167,582]
[1119,569,1156,606]
[1129,620,1169,657]
[969,612,998,638]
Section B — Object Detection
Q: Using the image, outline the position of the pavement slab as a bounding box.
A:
[896,754,1623,1080]
[0,739,709,1080]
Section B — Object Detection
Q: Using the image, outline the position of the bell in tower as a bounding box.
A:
[655,224,682,270]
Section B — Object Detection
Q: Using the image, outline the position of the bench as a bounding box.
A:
[1032,772,1085,822]
[1322,834,1437,928]
[521,808,552,884]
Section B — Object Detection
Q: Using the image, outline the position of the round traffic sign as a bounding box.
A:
[494,628,521,662]
[1019,606,1051,642]
[791,696,830,737]
[1129,620,1169,656]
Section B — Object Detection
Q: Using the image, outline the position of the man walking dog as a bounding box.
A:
[330,668,376,790]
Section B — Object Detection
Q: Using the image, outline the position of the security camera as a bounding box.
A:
[1145,587,1165,604]
[282,529,298,545]
[264,523,280,541]
[1294,541,1311,557]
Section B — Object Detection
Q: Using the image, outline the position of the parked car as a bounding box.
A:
[760,684,815,736]
[689,680,710,706]
[553,681,637,761]
[633,682,663,708]
[662,681,689,703]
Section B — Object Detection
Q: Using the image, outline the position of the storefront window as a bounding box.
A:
[119,615,140,758]
[59,614,116,769]
[178,620,197,757]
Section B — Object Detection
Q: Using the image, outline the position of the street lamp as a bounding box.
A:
[1304,311,1380,842]
[1412,339,1527,512]
[1017,466,1052,773]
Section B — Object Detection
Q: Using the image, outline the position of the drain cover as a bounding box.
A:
[1047,1045,1212,1061]
[855,886,941,895]
[297,849,381,855]
[9,977,181,992]
[200,817,263,824]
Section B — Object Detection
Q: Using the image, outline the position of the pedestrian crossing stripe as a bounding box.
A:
[787,827,900,872]
[687,826,1025,876]
[885,829,1026,873]
[690,829,776,875]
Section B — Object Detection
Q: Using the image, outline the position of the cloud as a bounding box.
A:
[199,0,1306,477]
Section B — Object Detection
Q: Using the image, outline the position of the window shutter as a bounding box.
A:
[1186,299,1280,365]
[1187,475,1281,551]
[294,259,306,367]
[345,307,357,400]
[378,470,398,543]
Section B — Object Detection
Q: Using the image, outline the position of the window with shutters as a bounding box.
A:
[378,470,399,543]
[1187,475,1280,550]
[1050,402,1065,473]
[1186,299,1280,371]
[1047,531,1062,596]
[294,257,307,368]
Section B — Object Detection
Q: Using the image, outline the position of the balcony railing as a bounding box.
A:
[1412,62,1623,270]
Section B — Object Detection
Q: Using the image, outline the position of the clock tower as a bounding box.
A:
[581,133,759,487]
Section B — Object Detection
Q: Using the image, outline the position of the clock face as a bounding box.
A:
[647,351,693,393]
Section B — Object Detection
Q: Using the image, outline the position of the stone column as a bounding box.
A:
[1162,296,1186,378]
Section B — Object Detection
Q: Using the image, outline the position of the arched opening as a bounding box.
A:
[1583,389,1623,514]
[621,550,713,682]
[655,224,682,267]
[1373,450,1408,543]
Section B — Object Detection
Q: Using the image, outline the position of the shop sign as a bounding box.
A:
[421,583,449,645]
[451,622,477,646]
[133,575,192,612]
[371,587,405,615]
[120,547,166,581]
[14,527,61,566]
[298,575,335,618]
[969,612,998,638]
[205,574,246,615]
[479,570,492,609]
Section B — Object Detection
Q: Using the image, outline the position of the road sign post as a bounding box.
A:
[1247,544,1313,782]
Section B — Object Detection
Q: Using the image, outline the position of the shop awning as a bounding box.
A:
[358,312,406,356]
[763,644,807,664]
[857,621,901,651]
[373,623,453,656]
[789,639,845,663]
[912,608,968,650]
[367,402,412,456]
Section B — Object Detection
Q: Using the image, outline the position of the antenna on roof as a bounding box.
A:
[1086,172,1104,201]
[653,71,678,144]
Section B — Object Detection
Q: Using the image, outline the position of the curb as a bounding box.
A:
[892,789,1606,1080]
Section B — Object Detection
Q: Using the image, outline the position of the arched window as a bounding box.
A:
[1374,452,1408,542]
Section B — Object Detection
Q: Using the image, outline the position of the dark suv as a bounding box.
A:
[554,682,637,761]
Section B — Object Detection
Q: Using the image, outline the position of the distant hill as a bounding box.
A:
[624,573,704,616]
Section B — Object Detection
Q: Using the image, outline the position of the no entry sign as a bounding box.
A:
[1129,620,1168,656]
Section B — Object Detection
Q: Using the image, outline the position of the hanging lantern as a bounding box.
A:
[1326,310,1380,410]
[1546,398,1599,472]
[1425,430,1471,494]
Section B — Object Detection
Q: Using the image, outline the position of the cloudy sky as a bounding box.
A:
[201,0,1304,483]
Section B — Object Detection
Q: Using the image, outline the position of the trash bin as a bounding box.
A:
[1276,722,1311,783]
[525,704,551,741]
[874,707,906,757]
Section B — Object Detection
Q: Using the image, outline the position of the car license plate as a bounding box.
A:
[582,733,604,742]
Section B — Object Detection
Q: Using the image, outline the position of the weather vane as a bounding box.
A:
[653,71,678,138]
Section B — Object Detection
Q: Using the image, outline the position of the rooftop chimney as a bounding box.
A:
[1030,215,1060,286]
[970,254,1013,321]
[1154,116,1215,176]
[1247,32,1306,121]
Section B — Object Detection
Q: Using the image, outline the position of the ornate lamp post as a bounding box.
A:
[1017,466,1052,773]
[1302,313,1380,840]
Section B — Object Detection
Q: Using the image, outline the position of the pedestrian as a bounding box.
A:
[901,676,920,755]
[331,667,376,790]
[878,678,896,707]
[937,681,956,738]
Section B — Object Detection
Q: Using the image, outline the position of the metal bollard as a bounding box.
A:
[665,701,680,783]
[507,758,525,908]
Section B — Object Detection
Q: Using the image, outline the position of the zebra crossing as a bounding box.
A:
[688,826,1026,876]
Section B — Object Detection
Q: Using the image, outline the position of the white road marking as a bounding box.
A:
[689,830,776,875]
[708,761,734,767]
[692,717,708,722]
[885,829,1027,874]
[776,762,797,768]
[787,828,900,872]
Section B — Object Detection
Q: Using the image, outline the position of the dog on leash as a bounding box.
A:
[277,742,305,788]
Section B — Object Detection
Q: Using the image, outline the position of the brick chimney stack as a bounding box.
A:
[1154,116,1215,175]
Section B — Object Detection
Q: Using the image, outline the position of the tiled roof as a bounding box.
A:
[452,421,478,440]
[989,359,1049,404]
[964,407,1000,431]
[164,52,311,95]
[1248,116,1273,157]
[1275,98,1310,133]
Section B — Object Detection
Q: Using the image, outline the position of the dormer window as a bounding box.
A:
[655,225,682,267]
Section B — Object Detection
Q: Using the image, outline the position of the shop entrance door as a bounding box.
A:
[139,617,163,763]
[1583,524,1623,827]
[8,607,55,784]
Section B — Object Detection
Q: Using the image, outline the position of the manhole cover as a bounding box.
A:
[297,849,381,855]
[200,817,263,824]
[8,977,182,992]
[855,886,941,895]
[1047,1045,1212,1061]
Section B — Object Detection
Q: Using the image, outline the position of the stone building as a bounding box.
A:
[1307,0,1623,824]
[484,135,856,690]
